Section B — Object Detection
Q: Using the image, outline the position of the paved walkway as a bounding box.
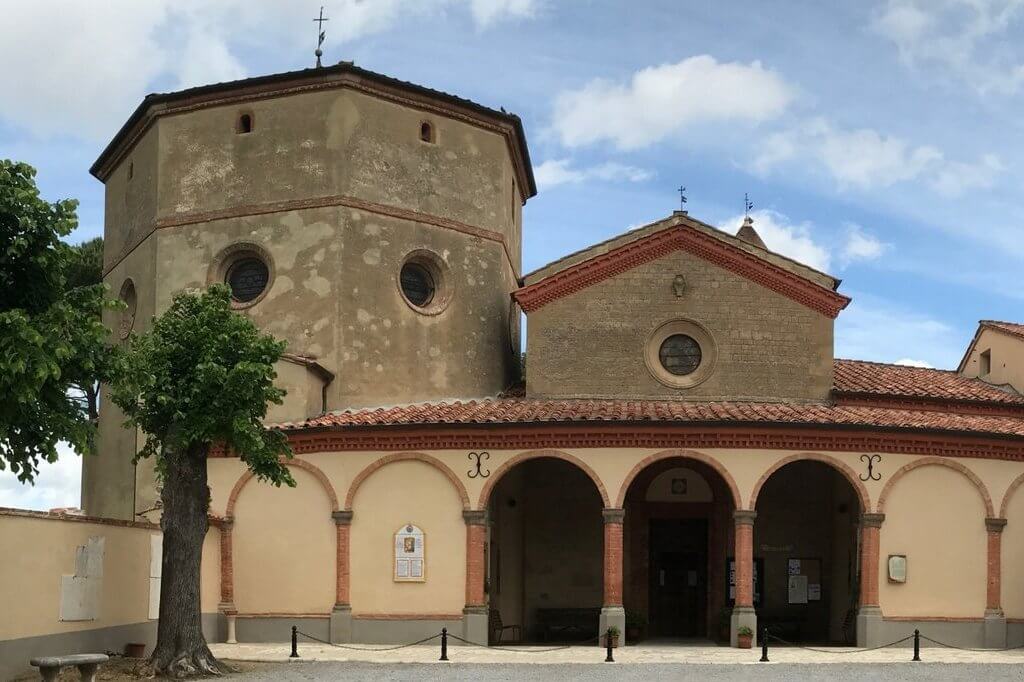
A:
[210,641,1024,666]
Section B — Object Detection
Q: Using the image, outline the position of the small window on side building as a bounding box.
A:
[236,113,253,135]
[420,121,435,143]
[980,349,992,376]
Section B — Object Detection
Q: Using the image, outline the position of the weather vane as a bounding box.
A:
[744,192,754,218]
[313,6,329,68]
[677,185,687,212]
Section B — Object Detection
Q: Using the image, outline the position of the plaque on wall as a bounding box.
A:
[394,524,426,582]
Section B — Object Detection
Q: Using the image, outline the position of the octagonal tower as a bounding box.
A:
[84,63,535,519]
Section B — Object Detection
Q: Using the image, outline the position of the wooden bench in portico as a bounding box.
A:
[30,653,108,681]
[535,607,601,642]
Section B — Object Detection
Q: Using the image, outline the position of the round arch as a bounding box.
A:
[878,456,993,517]
[346,452,470,511]
[1000,472,1024,518]
[478,449,611,510]
[750,453,870,512]
[615,449,741,508]
[226,457,339,518]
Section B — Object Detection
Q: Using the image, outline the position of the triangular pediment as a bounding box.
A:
[515,213,850,318]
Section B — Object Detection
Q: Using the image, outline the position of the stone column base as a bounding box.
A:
[463,606,488,646]
[330,604,353,643]
[984,609,1007,649]
[856,606,883,647]
[599,606,626,646]
[730,606,756,648]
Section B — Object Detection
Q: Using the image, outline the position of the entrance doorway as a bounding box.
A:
[622,456,737,644]
[648,519,707,637]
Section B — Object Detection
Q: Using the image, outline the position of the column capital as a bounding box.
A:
[218,602,237,615]
[602,508,625,524]
[986,517,1008,533]
[332,510,353,525]
[220,516,234,530]
[463,510,487,526]
[861,513,886,528]
[733,509,757,525]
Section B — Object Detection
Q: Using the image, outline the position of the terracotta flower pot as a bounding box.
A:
[602,633,620,648]
[737,633,753,649]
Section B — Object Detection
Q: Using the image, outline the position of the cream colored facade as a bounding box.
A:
[47,63,1024,659]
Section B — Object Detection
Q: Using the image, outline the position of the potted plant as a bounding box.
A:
[736,625,754,649]
[625,611,646,643]
[602,625,621,648]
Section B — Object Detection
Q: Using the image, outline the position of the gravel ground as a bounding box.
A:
[232,661,1024,680]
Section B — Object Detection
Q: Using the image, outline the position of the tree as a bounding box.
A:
[0,160,113,482]
[109,284,294,677]
[66,237,105,422]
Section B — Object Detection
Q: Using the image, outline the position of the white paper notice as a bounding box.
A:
[788,575,808,604]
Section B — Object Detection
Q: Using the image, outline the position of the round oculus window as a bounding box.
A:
[400,262,435,308]
[226,257,270,303]
[658,334,702,376]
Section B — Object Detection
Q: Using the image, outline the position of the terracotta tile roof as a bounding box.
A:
[278,398,1024,437]
[981,320,1024,341]
[833,359,1024,405]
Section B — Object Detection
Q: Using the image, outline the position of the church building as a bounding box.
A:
[82,62,1024,651]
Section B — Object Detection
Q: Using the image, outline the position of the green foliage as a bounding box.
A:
[0,160,115,482]
[109,284,294,487]
[737,625,754,637]
[66,237,104,290]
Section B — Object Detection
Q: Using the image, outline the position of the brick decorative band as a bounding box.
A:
[882,616,983,623]
[267,424,1024,463]
[514,223,849,318]
[353,613,464,621]
[235,612,330,618]
[0,506,161,530]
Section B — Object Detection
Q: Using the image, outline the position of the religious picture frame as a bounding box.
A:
[394,524,426,583]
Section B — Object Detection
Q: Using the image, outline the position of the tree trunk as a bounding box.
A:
[151,441,229,677]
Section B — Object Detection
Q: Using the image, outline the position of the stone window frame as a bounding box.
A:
[644,319,718,389]
[118,278,137,339]
[208,242,275,310]
[398,249,452,316]
[419,119,437,144]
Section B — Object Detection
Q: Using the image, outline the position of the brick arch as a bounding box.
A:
[614,449,741,508]
[345,452,470,511]
[225,457,339,518]
[878,456,994,517]
[749,453,870,512]
[478,449,611,510]
[1000,472,1024,518]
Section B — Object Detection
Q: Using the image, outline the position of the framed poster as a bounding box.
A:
[394,524,426,582]
[786,557,822,603]
[726,557,764,607]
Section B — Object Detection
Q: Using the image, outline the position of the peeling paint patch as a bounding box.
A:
[362,248,381,265]
[357,309,374,324]
[303,271,331,296]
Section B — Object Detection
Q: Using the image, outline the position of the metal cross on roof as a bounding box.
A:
[313,6,329,68]
[678,185,687,211]
[744,192,754,218]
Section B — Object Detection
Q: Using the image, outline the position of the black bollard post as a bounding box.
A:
[604,628,614,663]
[760,625,769,663]
[913,629,920,662]
[290,625,299,658]
[440,627,449,661]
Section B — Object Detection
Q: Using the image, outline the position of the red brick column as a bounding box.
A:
[219,516,236,612]
[464,511,487,607]
[859,513,885,608]
[733,510,756,608]
[986,517,1007,612]
[333,511,353,607]
[603,509,625,607]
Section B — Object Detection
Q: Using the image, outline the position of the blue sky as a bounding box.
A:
[2,0,1022,509]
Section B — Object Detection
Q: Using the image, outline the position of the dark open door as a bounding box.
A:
[649,520,708,637]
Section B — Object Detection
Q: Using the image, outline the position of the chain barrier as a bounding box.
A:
[295,628,440,652]
[919,634,1024,653]
[447,631,598,653]
[765,632,912,655]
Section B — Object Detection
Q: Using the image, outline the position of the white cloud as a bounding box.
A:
[535,158,654,190]
[721,210,832,272]
[0,1,540,141]
[754,118,1002,195]
[872,0,1024,95]
[894,358,934,367]
[836,293,963,368]
[552,55,794,150]
[0,443,81,512]
[841,224,890,265]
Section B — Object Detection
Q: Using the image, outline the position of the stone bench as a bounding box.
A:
[29,653,108,682]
